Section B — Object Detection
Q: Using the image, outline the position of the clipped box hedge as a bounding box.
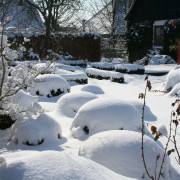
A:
[90,62,115,71]
[86,68,124,83]
[115,64,145,74]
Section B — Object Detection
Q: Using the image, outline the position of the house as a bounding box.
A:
[0,0,44,32]
[85,0,133,35]
[125,0,180,61]
[84,0,133,58]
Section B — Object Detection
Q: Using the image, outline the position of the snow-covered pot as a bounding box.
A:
[28,74,70,98]
[0,151,131,180]
[80,85,104,94]
[79,130,177,179]
[70,98,142,139]
[56,92,97,118]
[9,113,62,146]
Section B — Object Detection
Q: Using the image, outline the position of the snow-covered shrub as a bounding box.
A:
[28,74,70,98]
[0,90,42,130]
[80,85,104,95]
[0,151,129,180]
[24,48,39,60]
[60,59,88,67]
[164,65,180,91]
[56,92,97,118]
[114,64,145,74]
[79,130,176,179]
[8,113,61,146]
[148,55,176,65]
[86,68,124,83]
[70,98,142,139]
[90,62,115,71]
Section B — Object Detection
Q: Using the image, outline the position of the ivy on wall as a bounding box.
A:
[126,20,153,63]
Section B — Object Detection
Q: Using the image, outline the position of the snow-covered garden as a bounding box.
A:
[0,37,180,179]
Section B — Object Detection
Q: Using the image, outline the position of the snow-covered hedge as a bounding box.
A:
[59,73,88,84]
[90,62,114,71]
[86,68,124,83]
[8,113,61,146]
[114,64,145,74]
[60,60,88,67]
[56,92,97,118]
[80,85,104,94]
[79,130,175,179]
[70,98,142,139]
[164,65,180,91]
[32,63,75,74]
[28,74,70,98]
[0,151,130,180]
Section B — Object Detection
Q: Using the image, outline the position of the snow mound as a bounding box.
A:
[0,151,132,180]
[164,66,180,91]
[28,74,70,97]
[70,98,142,139]
[149,55,176,65]
[56,92,97,118]
[9,114,61,146]
[130,100,157,121]
[79,130,176,179]
[80,85,104,94]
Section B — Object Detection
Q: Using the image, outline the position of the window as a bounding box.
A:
[153,26,164,47]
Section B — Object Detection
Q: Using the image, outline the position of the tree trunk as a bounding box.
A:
[45,18,51,52]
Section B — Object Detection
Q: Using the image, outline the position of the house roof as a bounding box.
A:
[0,0,44,32]
[125,0,180,21]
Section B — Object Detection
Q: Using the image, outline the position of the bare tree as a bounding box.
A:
[26,0,82,50]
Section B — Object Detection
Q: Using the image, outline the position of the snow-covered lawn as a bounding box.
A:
[0,63,180,179]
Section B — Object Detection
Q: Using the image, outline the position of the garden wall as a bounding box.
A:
[7,32,101,62]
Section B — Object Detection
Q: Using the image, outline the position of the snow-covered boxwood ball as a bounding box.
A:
[130,100,157,121]
[164,65,180,91]
[28,74,70,98]
[56,92,97,118]
[80,84,104,94]
[0,151,132,180]
[8,113,61,146]
[79,130,179,179]
[70,98,143,139]
[168,82,180,96]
